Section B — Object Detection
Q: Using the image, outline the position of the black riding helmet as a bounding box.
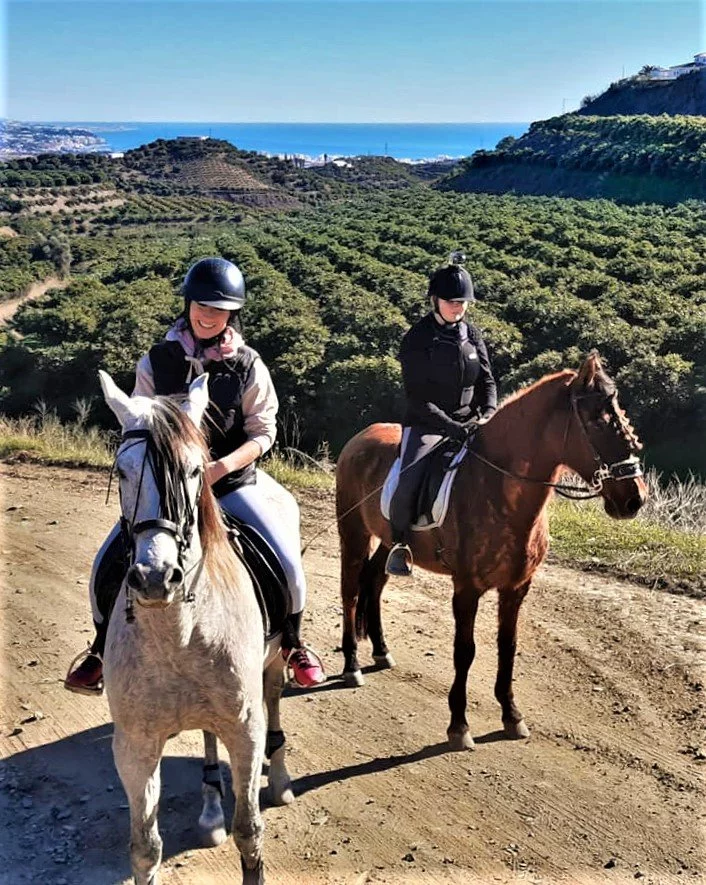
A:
[182,257,246,310]
[428,251,475,303]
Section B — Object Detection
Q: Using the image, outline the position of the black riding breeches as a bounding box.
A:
[389,426,444,543]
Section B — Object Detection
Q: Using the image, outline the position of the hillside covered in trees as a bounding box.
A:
[0,137,450,211]
[0,160,703,476]
[439,114,706,204]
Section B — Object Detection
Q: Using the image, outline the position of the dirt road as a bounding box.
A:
[0,277,69,325]
[1,463,704,885]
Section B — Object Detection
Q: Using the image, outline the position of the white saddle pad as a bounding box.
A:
[380,442,468,531]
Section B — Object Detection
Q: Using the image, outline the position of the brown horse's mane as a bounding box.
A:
[492,358,640,451]
[147,398,243,592]
[497,368,576,411]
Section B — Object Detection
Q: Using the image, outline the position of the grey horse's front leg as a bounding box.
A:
[199,730,227,846]
[264,658,294,805]
[224,701,267,882]
[113,726,165,885]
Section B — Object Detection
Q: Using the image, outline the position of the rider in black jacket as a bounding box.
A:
[386,254,498,577]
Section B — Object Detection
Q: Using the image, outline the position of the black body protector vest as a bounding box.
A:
[148,339,258,496]
[430,321,482,420]
[401,315,487,428]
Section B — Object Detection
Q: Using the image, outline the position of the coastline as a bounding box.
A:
[2,119,529,162]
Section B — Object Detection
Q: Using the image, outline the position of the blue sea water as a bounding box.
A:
[55,121,528,161]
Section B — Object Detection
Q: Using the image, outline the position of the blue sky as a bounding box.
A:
[4,1,702,122]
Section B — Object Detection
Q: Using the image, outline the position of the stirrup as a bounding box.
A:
[385,543,413,577]
[283,644,326,688]
[64,647,104,696]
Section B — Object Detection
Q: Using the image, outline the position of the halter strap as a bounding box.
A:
[114,427,200,620]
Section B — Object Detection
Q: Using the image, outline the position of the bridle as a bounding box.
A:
[467,387,643,500]
[109,428,202,622]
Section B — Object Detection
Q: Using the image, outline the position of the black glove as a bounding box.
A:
[448,421,470,442]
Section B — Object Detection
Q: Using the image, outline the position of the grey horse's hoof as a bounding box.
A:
[447,729,475,751]
[372,653,396,669]
[503,718,530,739]
[241,857,265,885]
[342,669,364,687]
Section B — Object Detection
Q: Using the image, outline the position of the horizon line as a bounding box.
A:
[10,118,533,126]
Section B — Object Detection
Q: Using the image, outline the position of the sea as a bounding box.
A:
[52,121,529,163]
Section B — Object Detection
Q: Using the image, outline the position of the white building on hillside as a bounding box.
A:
[648,53,706,80]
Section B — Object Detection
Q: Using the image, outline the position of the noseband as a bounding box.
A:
[569,390,642,493]
[112,428,202,622]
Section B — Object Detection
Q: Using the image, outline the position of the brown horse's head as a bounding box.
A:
[566,352,647,519]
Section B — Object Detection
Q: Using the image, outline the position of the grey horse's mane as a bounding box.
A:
[147,397,243,591]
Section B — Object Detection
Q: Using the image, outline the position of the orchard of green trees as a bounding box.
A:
[443,114,706,203]
[0,185,703,475]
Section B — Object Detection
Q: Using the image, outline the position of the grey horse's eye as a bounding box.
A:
[190,466,202,479]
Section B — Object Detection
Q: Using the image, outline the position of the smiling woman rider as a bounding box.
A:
[64,257,326,693]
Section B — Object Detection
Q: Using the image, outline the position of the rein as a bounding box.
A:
[110,428,202,622]
[301,387,643,552]
[467,390,641,499]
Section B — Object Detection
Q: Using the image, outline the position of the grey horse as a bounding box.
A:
[99,370,295,885]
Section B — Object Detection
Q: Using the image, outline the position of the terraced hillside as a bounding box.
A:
[439,114,706,204]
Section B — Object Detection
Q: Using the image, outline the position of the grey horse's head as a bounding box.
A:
[99,370,209,608]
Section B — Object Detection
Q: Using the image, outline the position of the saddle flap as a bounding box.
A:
[222,513,290,640]
[381,439,467,531]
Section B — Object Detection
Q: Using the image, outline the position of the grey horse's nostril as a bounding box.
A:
[169,566,184,587]
[126,565,146,591]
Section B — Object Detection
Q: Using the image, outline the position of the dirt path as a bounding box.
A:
[0,276,69,324]
[1,463,704,885]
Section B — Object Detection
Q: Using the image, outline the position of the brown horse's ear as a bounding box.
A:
[574,350,603,390]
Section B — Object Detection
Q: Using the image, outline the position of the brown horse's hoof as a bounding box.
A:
[447,729,475,751]
[372,653,396,669]
[503,719,530,739]
[342,669,365,688]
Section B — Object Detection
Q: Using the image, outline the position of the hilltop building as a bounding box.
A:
[647,53,706,80]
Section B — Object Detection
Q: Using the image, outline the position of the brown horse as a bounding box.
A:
[335,352,647,750]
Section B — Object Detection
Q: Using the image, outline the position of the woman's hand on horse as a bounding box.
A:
[449,421,470,442]
[205,459,230,486]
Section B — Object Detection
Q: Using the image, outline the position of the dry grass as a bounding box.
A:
[0,416,702,592]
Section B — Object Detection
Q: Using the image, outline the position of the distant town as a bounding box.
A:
[0,120,107,160]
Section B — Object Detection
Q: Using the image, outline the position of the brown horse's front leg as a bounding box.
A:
[447,584,480,750]
[495,581,531,739]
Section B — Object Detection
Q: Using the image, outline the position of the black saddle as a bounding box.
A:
[94,516,289,641]
[414,438,463,524]
[221,513,289,640]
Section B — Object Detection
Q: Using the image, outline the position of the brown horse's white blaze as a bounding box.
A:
[336,353,646,750]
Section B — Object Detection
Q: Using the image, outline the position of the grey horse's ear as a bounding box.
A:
[99,369,133,428]
[182,372,209,427]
